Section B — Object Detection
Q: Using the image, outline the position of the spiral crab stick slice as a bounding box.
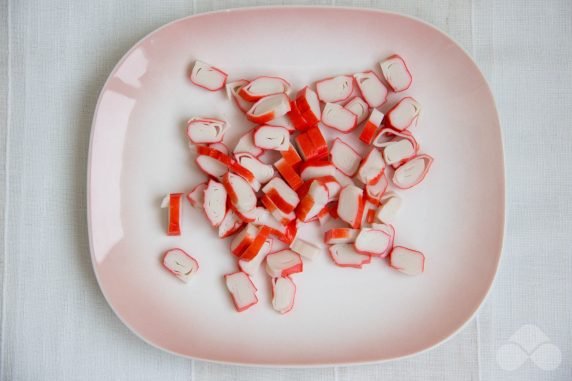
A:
[316,75,354,103]
[274,158,303,191]
[324,228,359,244]
[238,238,273,276]
[359,108,384,145]
[328,244,371,268]
[186,118,227,144]
[265,249,303,277]
[187,183,207,208]
[295,87,321,125]
[203,180,227,227]
[234,152,274,184]
[290,237,321,260]
[296,180,329,222]
[246,94,291,124]
[162,248,199,282]
[376,192,402,223]
[234,131,264,157]
[354,227,392,256]
[389,246,425,275]
[271,277,297,314]
[238,76,291,102]
[379,55,413,92]
[161,193,183,236]
[321,103,358,132]
[353,71,388,108]
[225,79,253,112]
[189,60,227,91]
[253,125,290,151]
[365,173,389,205]
[392,154,433,189]
[344,96,370,125]
[222,172,257,213]
[262,178,300,214]
[386,97,421,131]
[337,185,364,229]
[356,148,386,185]
[224,271,258,312]
[373,128,419,165]
[218,209,244,238]
[330,138,361,177]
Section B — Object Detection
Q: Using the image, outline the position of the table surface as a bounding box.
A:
[1,1,571,380]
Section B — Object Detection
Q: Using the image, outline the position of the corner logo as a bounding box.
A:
[496,324,561,371]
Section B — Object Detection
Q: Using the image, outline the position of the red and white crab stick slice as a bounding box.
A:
[294,127,328,161]
[262,177,300,214]
[163,248,199,282]
[316,75,354,103]
[240,226,272,261]
[337,185,364,229]
[246,94,291,124]
[239,238,273,276]
[281,144,302,167]
[365,173,389,205]
[389,246,425,275]
[324,228,359,244]
[296,180,329,222]
[203,180,227,227]
[274,158,304,191]
[370,223,395,257]
[224,271,258,312]
[290,237,320,260]
[295,87,321,125]
[230,223,258,257]
[271,276,297,314]
[379,55,413,92]
[189,60,227,91]
[161,193,183,236]
[238,76,291,102]
[253,125,290,151]
[384,139,417,166]
[344,96,370,125]
[222,172,257,213]
[321,103,358,133]
[226,79,253,112]
[300,160,336,181]
[265,249,303,277]
[354,227,392,256]
[209,142,230,156]
[218,209,244,238]
[353,71,388,108]
[186,118,227,144]
[386,97,421,131]
[234,131,264,157]
[392,154,433,189]
[234,152,275,184]
[187,183,207,209]
[328,244,371,269]
[376,192,402,223]
[356,148,386,185]
[330,138,361,177]
[359,109,384,145]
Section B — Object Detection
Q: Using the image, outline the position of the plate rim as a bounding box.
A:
[86,5,506,367]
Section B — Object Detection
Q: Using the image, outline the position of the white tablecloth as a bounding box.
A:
[1,1,571,380]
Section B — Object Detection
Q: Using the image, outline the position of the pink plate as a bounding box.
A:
[88,6,504,366]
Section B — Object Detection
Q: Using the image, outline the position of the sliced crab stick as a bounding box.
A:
[386,97,421,131]
[321,103,358,132]
[356,148,386,185]
[316,75,354,103]
[187,183,207,208]
[238,76,290,102]
[253,125,290,151]
[189,60,227,91]
[186,118,227,144]
[337,185,364,229]
[344,96,370,124]
[328,244,371,268]
[392,154,433,189]
[353,71,388,107]
[274,158,304,191]
[218,209,244,238]
[224,271,258,312]
[380,55,413,92]
[389,246,425,275]
[246,94,291,124]
[162,248,199,282]
[330,138,361,177]
[239,238,273,276]
[376,192,402,223]
[271,276,296,314]
[359,108,384,145]
[203,180,227,227]
[354,228,392,256]
[324,228,359,244]
[265,249,303,277]
[162,193,183,236]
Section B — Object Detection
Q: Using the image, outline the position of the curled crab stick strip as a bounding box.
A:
[186,118,227,144]
[316,75,354,103]
[253,125,290,151]
[246,94,291,124]
[238,76,291,102]
[392,154,433,189]
[162,248,199,282]
[379,55,413,92]
[189,60,227,91]
[203,180,227,227]
[386,97,421,131]
[224,271,258,312]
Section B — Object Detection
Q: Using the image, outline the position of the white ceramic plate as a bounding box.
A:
[88,6,504,366]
